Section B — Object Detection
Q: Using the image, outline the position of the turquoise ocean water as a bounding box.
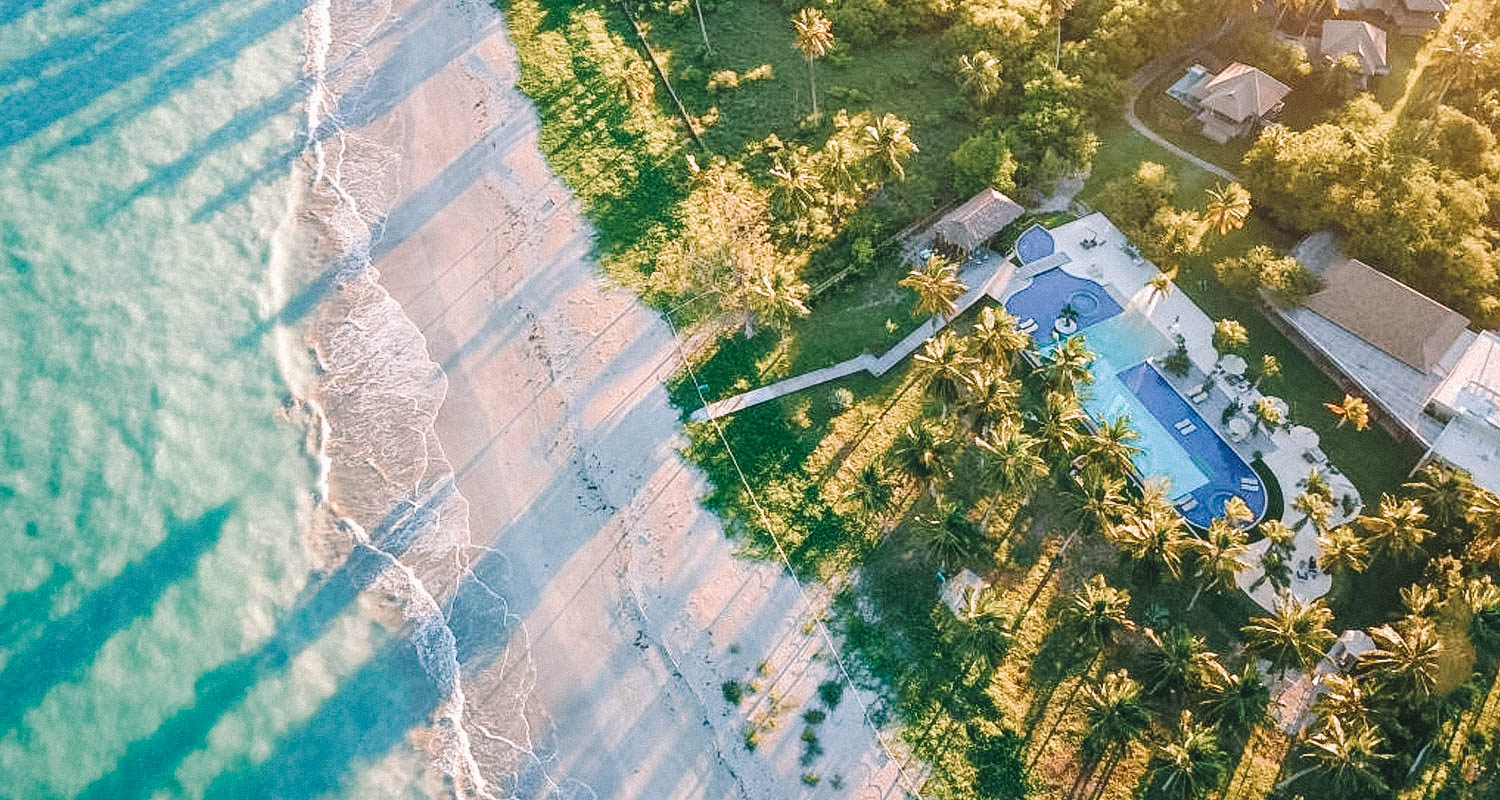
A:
[0,0,472,796]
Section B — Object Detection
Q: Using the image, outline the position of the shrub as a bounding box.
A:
[721,680,744,705]
[801,772,821,786]
[743,63,774,82]
[951,129,1018,196]
[817,679,844,709]
[707,69,739,92]
[803,708,827,724]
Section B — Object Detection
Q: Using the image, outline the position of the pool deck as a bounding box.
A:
[994,214,1361,610]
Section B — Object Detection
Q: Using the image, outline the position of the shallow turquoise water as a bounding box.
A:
[0,1,432,796]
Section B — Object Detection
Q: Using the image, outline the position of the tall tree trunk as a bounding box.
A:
[1187,579,1207,611]
[693,0,711,52]
[742,304,756,339]
[1055,20,1063,69]
[807,57,819,116]
[1012,530,1078,633]
[1029,650,1100,770]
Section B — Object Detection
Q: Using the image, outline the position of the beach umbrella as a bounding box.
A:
[1289,425,1319,452]
[1220,354,1247,376]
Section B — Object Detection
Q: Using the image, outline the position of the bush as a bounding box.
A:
[707,69,739,92]
[803,708,827,724]
[817,679,845,709]
[951,129,1018,196]
[722,680,744,705]
[801,772,821,786]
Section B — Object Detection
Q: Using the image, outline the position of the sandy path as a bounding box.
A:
[321,0,914,796]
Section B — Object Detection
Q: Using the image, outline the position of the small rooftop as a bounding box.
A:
[931,189,1024,253]
[1320,20,1389,75]
[1188,62,1291,123]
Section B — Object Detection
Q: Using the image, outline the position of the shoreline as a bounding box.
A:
[298,0,911,795]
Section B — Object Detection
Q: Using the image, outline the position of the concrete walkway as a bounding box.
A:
[691,254,1023,421]
[1123,32,1239,183]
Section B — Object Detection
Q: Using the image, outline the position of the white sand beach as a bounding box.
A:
[306,0,912,796]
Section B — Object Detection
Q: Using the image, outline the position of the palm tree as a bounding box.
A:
[1323,393,1370,430]
[1212,318,1248,353]
[842,462,896,519]
[1360,620,1443,704]
[1141,626,1221,700]
[1241,595,1336,679]
[1108,489,1191,585]
[967,305,1030,372]
[1292,489,1334,532]
[1252,396,1284,435]
[944,587,1014,671]
[1203,182,1252,236]
[1200,662,1270,737]
[1147,710,1228,800]
[691,0,712,52]
[1430,29,1490,110]
[1034,390,1086,464]
[1221,495,1255,528]
[862,113,919,182]
[767,153,819,220]
[956,367,1019,437]
[916,500,986,569]
[955,50,1003,107]
[913,330,969,416]
[1281,715,1390,794]
[899,253,967,318]
[1062,574,1136,654]
[1041,334,1094,395]
[1311,673,1371,730]
[1187,519,1249,610]
[745,258,810,335]
[1148,269,1176,303]
[974,424,1049,504]
[891,422,954,500]
[1316,524,1370,575]
[1078,669,1151,769]
[1063,465,1128,538]
[1357,494,1431,561]
[1404,463,1474,534]
[790,8,834,116]
[1047,0,1076,68]
[1077,416,1140,477]
[816,137,860,199]
[1255,354,1281,389]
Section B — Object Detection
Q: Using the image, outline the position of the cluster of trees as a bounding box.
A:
[1241,21,1500,324]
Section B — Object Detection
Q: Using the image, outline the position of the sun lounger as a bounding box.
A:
[1240,478,1261,492]
[1017,318,1038,334]
[1174,419,1192,431]
[1176,496,1199,512]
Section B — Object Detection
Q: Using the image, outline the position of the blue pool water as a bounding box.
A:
[1167,64,1210,103]
[1015,224,1056,265]
[1005,267,1266,527]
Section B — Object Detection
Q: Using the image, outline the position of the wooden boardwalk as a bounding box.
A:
[691,254,1031,422]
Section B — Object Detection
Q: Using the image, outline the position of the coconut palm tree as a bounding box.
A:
[1203,182,1252,236]
[1062,574,1136,654]
[1034,390,1086,464]
[916,500,987,569]
[945,587,1015,672]
[974,424,1049,504]
[967,305,1031,372]
[1357,494,1432,561]
[1404,463,1474,534]
[1147,710,1228,800]
[1077,416,1141,477]
[891,422,954,500]
[1255,354,1281,389]
[1317,525,1371,575]
[1252,396,1284,435]
[1141,626,1221,700]
[790,8,834,116]
[1187,519,1249,610]
[1241,595,1336,679]
[1200,662,1270,737]
[1148,269,1176,303]
[1361,620,1443,704]
[1212,318,1249,353]
[1041,334,1095,395]
[1292,489,1334,532]
[1109,489,1191,585]
[767,153,819,220]
[1323,393,1370,430]
[1311,673,1372,730]
[1222,495,1255,528]
[1063,465,1128,538]
[913,331,969,416]
[1078,669,1151,770]
[956,367,1019,437]
[1430,29,1490,110]
[842,462,897,519]
[1281,715,1390,794]
[899,253,967,318]
[955,50,1003,108]
[745,258,810,335]
[862,113,920,182]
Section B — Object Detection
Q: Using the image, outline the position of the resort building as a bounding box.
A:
[1274,233,1500,496]
[1335,0,1449,33]
[1317,19,1390,81]
[930,189,1024,259]
[1179,62,1292,143]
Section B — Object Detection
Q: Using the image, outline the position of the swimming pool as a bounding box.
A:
[1004,266,1266,528]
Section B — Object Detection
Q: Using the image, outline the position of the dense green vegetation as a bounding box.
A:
[501,0,1500,797]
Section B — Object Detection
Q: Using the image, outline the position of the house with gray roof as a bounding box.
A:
[1335,0,1448,33]
[1319,19,1390,81]
[1185,62,1292,143]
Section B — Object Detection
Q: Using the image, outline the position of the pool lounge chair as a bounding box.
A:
[1240,478,1261,493]
[1176,496,1199,512]
[1017,318,1038,334]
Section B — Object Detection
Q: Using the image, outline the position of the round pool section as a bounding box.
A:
[1067,290,1100,315]
[1015,224,1056,265]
